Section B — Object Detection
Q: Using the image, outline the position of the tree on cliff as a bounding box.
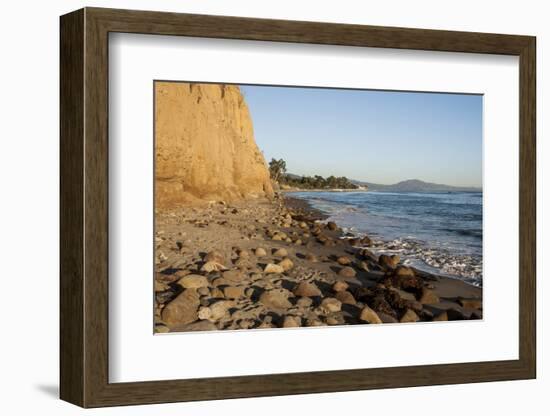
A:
[269,158,287,182]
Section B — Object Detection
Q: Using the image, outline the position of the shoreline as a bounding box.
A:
[154,195,482,333]
[282,188,368,193]
[284,192,482,289]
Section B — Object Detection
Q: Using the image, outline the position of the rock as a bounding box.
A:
[273,248,288,257]
[327,221,338,231]
[326,315,344,326]
[347,238,360,246]
[359,306,383,324]
[447,308,470,321]
[419,309,434,320]
[293,282,322,297]
[335,290,356,305]
[360,236,372,246]
[222,269,244,282]
[154,281,169,292]
[392,271,423,293]
[254,247,267,257]
[161,289,200,326]
[238,249,251,259]
[470,310,482,320]
[305,253,318,262]
[278,257,294,271]
[432,311,448,321]
[155,324,170,333]
[197,287,210,296]
[320,298,342,313]
[223,286,245,299]
[296,297,313,308]
[400,309,420,323]
[418,287,440,304]
[264,263,285,274]
[299,221,308,229]
[233,258,250,268]
[358,261,370,272]
[201,261,227,272]
[208,300,236,321]
[155,83,274,208]
[177,274,209,289]
[198,306,212,320]
[378,254,399,270]
[406,299,424,313]
[390,254,400,265]
[332,281,349,292]
[338,266,356,278]
[336,256,352,265]
[259,288,293,309]
[173,320,218,332]
[458,298,483,309]
[210,287,224,298]
[211,277,229,287]
[282,316,301,328]
[394,266,415,277]
[204,250,225,264]
[377,312,398,323]
[306,319,326,327]
[245,288,255,298]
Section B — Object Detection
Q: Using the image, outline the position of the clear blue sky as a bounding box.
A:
[240,85,482,187]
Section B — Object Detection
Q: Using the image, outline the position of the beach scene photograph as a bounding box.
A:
[154,81,483,333]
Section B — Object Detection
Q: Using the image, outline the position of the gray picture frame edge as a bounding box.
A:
[60,7,536,408]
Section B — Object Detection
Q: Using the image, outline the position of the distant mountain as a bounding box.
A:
[352,179,481,193]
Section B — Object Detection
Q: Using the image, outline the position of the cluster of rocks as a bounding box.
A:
[154,198,483,333]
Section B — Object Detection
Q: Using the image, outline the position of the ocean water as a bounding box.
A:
[290,191,483,286]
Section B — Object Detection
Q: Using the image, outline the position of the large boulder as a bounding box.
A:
[161,289,200,326]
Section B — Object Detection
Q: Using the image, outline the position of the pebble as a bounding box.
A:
[400,309,420,323]
[204,250,225,264]
[259,288,293,309]
[332,281,349,292]
[359,306,383,324]
[223,270,245,282]
[264,263,285,274]
[255,247,267,257]
[223,286,245,299]
[296,297,313,308]
[320,297,342,313]
[278,257,294,271]
[273,248,288,257]
[336,256,352,265]
[293,281,322,297]
[335,290,356,305]
[177,274,209,289]
[283,316,301,328]
[338,266,356,278]
[201,261,227,272]
[305,253,318,262]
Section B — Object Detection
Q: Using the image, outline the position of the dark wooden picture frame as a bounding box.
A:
[60,7,536,408]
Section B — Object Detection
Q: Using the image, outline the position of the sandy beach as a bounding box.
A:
[154,194,482,333]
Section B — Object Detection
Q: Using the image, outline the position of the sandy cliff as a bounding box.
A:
[155,82,274,208]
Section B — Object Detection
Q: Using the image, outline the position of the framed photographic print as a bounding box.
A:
[60,7,536,408]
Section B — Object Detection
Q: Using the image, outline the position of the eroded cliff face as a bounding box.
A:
[155,82,274,208]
